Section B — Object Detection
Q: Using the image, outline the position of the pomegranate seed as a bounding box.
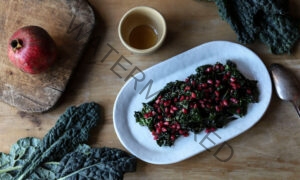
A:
[180,95,185,101]
[193,103,198,109]
[163,100,171,106]
[172,106,178,111]
[230,97,238,104]
[157,108,162,113]
[230,77,236,82]
[214,90,220,97]
[201,83,208,88]
[155,99,160,104]
[161,127,167,132]
[207,79,213,84]
[153,135,159,140]
[164,107,169,113]
[179,129,185,135]
[206,67,213,73]
[156,128,161,134]
[182,108,188,114]
[170,109,174,114]
[184,86,191,91]
[191,92,197,99]
[183,132,189,137]
[170,135,176,141]
[143,114,149,118]
[164,121,170,126]
[215,105,222,112]
[222,99,229,106]
[176,123,181,130]
[157,115,162,120]
[151,111,156,116]
[246,89,252,94]
[236,108,241,114]
[205,127,216,133]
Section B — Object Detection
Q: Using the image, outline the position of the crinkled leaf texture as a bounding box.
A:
[0,138,137,180]
[56,144,137,180]
[0,137,58,180]
[15,102,101,180]
[214,0,300,54]
[0,102,137,180]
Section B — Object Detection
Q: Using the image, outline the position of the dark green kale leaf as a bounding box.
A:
[0,137,59,180]
[0,139,137,180]
[55,144,137,180]
[15,102,102,180]
[199,0,300,54]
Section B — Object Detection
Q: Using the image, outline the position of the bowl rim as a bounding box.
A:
[118,6,167,54]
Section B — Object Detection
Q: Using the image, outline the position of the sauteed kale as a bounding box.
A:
[134,61,259,146]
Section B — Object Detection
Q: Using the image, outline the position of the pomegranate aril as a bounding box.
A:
[172,106,178,111]
[221,99,229,107]
[230,77,236,82]
[180,95,185,101]
[205,127,216,133]
[215,105,222,112]
[164,121,170,126]
[156,128,161,134]
[155,99,161,104]
[164,107,169,113]
[170,135,176,141]
[206,67,213,73]
[183,132,189,137]
[191,92,197,99]
[214,90,220,97]
[179,129,185,135]
[230,97,238,104]
[207,79,213,84]
[184,86,191,91]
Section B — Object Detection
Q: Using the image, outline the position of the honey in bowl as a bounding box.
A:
[129,25,158,49]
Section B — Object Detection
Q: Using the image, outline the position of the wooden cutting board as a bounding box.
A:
[0,0,95,112]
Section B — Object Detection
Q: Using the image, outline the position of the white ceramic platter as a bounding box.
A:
[113,41,272,164]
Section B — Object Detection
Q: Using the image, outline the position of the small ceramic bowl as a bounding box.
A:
[118,6,167,54]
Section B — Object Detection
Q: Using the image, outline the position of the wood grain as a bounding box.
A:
[0,0,95,112]
[1,0,300,180]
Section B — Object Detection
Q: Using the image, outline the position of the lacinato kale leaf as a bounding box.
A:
[15,102,102,180]
[0,139,137,180]
[197,0,300,54]
[0,137,59,180]
[0,102,137,180]
[56,144,137,180]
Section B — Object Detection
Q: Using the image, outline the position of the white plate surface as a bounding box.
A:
[113,41,272,164]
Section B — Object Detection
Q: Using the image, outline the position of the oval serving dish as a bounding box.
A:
[113,41,272,164]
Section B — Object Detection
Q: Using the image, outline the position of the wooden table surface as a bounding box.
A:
[1,0,300,179]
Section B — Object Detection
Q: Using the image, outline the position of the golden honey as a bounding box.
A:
[129,25,158,49]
